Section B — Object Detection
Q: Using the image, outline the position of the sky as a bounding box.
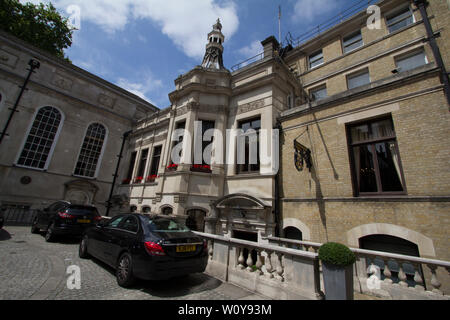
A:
[25,0,370,109]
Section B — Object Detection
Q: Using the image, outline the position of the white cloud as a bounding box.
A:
[116,74,163,105]
[238,40,262,58]
[291,0,338,24]
[26,0,239,59]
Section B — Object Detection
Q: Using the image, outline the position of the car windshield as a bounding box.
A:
[145,217,190,232]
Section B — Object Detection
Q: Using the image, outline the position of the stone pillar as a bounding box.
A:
[261,36,280,59]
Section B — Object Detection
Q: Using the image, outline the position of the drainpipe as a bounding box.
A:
[274,120,282,237]
[105,129,132,216]
[0,59,40,145]
[413,0,450,108]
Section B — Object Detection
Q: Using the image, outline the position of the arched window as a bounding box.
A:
[142,206,151,213]
[17,106,62,169]
[161,206,173,215]
[283,226,303,241]
[359,234,424,288]
[74,123,106,177]
[130,205,137,213]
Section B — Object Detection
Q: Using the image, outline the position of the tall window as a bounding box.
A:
[149,145,162,176]
[200,120,215,165]
[347,68,370,90]
[347,117,405,195]
[135,148,149,183]
[123,151,137,184]
[343,30,363,54]
[309,50,323,69]
[395,49,427,72]
[237,117,261,174]
[74,123,106,177]
[169,120,185,166]
[17,106,62,169]
[386,6,414,33]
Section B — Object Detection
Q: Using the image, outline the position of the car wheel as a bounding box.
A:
[116,252,135,288]
[79,236,90,259]
[45,223,56,242]
[31,218,40,234]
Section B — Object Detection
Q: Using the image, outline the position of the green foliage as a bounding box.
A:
[318,242,356,267]
[0,0,73,60]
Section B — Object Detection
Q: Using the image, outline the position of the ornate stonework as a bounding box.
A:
[52,73,73,91]
[98,93,116,109]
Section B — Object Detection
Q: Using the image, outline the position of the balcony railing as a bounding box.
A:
[267,236,450,298]
[193,231,323,300]
[231,52,265,72]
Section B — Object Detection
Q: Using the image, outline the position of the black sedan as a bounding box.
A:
[79,213,208,287]
[31,201,102,241]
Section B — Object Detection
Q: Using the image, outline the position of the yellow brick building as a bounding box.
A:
[278,0,449,291]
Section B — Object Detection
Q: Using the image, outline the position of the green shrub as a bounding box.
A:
[318,242,356,267]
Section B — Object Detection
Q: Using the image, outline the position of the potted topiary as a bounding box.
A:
[318,242,356,300]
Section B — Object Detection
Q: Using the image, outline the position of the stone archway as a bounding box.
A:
[346,223,436,257]
[282,217,311,240]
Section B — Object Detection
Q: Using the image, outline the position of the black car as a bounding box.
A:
[79,213,208,287]
[31,201,102,241]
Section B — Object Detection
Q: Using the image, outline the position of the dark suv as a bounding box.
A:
[31,201,102,241]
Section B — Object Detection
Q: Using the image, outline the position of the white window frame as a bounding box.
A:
[15,105,65,171]
[72,121,108,179]
[342,30,364,54]
[346,68,371,90]
[394,48,428,73]
[385,5,415,34]
[309,84,328,101]
[309,49,324,69]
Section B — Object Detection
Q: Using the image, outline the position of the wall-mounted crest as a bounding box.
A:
[294,140,312,172]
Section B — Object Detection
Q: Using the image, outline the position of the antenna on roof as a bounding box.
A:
[278,5,282,47]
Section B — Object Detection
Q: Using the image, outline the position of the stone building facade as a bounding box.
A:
[0,30,158,215]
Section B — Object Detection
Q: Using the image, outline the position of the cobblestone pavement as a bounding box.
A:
[0,226,269,300]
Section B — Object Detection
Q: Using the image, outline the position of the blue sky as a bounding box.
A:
[26,0,367,108]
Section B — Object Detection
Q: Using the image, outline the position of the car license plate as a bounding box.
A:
[77,219,91,223]
[176,245,196,253]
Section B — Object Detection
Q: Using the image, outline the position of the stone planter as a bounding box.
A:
[322,262,354,300]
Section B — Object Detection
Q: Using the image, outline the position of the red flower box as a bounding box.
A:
[134,176,143,183]
[166,163,178,171]
[191,164,212,172]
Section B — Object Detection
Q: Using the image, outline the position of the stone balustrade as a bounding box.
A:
[193,231,324,300]
[267,236,450,299]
